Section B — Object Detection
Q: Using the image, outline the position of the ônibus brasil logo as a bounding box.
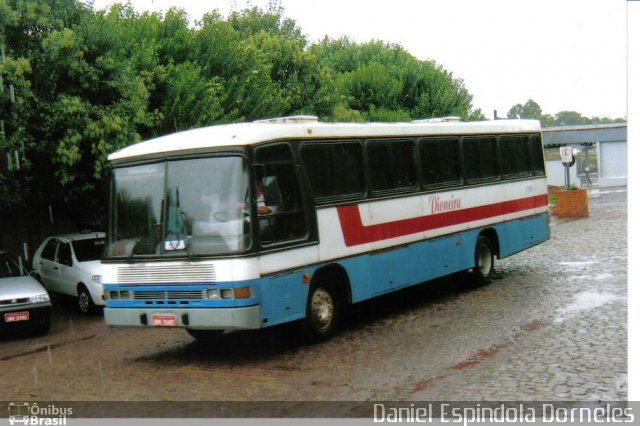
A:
[8,403,72,425]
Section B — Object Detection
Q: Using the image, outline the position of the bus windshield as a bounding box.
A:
[106,156,251,259]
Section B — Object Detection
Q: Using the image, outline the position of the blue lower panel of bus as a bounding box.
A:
[259,212,549,327]
[105,213,549,329]
[335,213,549,304]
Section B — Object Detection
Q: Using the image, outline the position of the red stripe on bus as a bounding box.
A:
[337,194,548,247]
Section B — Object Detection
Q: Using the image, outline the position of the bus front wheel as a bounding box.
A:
[304,284,340,342]
[473,236,495,285]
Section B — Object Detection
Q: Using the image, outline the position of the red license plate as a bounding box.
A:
[151,314,177,327]
[5,311,29,322]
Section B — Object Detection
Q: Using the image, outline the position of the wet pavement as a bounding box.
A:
[0,187,627,405]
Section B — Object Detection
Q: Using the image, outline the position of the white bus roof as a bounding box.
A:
[108,118,541,161]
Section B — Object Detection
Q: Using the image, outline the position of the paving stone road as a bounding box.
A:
[0,187,627,413]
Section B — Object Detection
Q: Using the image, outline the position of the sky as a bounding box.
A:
[90,0,629,121]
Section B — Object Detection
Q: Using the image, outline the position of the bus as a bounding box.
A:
[102,116,549,341]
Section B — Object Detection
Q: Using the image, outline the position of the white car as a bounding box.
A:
[32,232,105,314]
[1,251,52,336]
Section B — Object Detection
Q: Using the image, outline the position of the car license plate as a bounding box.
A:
[151,314,177,327]
[4,312,29,322]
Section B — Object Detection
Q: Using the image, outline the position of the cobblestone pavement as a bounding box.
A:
[0,188,627,406]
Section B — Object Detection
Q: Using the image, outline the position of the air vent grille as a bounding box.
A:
[117,263,216,284]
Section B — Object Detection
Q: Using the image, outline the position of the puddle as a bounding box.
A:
[566,272,617,282]
[592,273,615,280]
[557,261,597,269]
[554,291,622,323]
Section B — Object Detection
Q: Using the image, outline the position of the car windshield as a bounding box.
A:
[0,254,25,278]
[106,156,251,259]
[72,238,106,262]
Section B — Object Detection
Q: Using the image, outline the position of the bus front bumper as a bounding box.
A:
[104,305,261,330]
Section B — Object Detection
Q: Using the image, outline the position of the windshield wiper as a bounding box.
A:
[163,187,195,259]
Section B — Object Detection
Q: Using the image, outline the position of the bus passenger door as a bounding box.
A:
[258,267,311,327]
[254,142,319,326]
[258,246,319,326]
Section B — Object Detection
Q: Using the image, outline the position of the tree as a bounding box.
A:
[554,110,589,126]
[507,99,554,126]
[0,0,488,233]
[312,38,485,122]
[507,99,626,127]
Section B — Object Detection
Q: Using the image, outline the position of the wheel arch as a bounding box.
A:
[310,263,352,306]
[477,227,500,258]
[76,281,97,302]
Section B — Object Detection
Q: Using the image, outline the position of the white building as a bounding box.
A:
[542,123,627,188]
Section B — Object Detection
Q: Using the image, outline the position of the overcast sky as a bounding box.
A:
[91,0,628,120]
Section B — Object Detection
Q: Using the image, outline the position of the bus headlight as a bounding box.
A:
[206,289,221,299]
[105,290,131,300]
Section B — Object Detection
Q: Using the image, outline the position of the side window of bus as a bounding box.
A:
[254,143,307,245]
[367,139,417,194]
[499,135,531,177]
[528,134,545,175]
[301,141,365,202]
[419,137,461,187]
[462,136,499,182]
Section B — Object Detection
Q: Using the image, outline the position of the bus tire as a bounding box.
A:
[473,236,495,285]
[186,329,224,341]
[304,284,340,342]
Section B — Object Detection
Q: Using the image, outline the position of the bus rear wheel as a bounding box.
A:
[304,284,340,342]
[473,236,495,285]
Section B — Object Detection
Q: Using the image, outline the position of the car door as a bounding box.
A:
[54,241,76,297]
[37,238,60,291]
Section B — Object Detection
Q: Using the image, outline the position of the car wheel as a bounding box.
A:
[77,284,95,314]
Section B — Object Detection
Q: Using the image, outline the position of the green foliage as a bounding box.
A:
[0,0,486,228]
[507,99,626,127]
[311,38,483,122]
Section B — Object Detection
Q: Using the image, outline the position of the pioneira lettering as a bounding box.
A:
[429,196,461,215]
